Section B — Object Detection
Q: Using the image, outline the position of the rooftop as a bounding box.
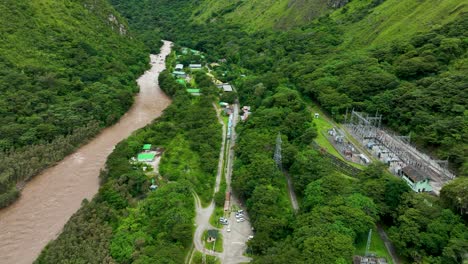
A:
[142,144,151,150]
[207,229,219,239]
[217,83,233,92]
[402,165,429,182]
[137,153,156,162]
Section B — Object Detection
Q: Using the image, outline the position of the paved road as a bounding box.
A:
[225,102,239,191]
[221,195,253,264]
[221,103,253,264]
[190,103,252,264]
[190,105,227,261]
[283,170,299,212]
[192,195,221,259]
[377,224,401,264]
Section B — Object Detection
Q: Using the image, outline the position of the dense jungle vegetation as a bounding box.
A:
[111,0,467,175]
[108,0,468,263]
[36,58,222,263]
[0,0,150,207]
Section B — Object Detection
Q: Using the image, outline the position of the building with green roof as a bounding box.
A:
[137,153,156,162]
[142,144,151,150]
[186,88,201,96]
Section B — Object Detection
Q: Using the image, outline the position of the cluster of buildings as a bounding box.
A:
[345,110,453,194]
[132,144,164,191]
[172,48,236,96]
[327,127,370,165]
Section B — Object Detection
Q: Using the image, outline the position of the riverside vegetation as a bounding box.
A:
[36,55,222,263]
[109,0,468,263]
[8,0,463,263]
[0,0,150,207]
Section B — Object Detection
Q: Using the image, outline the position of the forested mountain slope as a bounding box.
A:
[0,0,149,207]
[108,0,468,263]
[111,0,467,174]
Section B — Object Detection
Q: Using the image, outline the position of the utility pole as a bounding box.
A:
[274,132,282,170]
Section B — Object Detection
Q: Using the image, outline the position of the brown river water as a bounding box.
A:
[0,41,173,264]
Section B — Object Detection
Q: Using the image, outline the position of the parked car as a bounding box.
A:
[236,218,245,223]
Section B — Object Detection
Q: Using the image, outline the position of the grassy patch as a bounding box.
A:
[159,135,215,205]
[192,251,220,264]
[310,104,368,170]
[210,206,226,228]
[334,0,466,47]
[355,227,393,264]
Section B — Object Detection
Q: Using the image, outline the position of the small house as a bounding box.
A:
[358,154,370,164]
[172,71,187,78]
[189,64,202,70]
[399,165,433,193]
[142,144,151,151]
[175,64,184,71]
[137,153,156,162]
[207,229,218,242]
[217,83,233,92]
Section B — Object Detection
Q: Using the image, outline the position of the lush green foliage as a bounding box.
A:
[36,59,221,262]
[0,0,150,206]
[109,0,468,262]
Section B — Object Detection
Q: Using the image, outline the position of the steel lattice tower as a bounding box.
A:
[274,132,282,170]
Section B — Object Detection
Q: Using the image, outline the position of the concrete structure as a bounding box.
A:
[217,83,233,92]
[399,165,433,193]
[175,64,184,70]
[189,64,202,70]
[346,110,455,194]
[354,256,388,264]
[241,106,251,121]
[172,71,186,78]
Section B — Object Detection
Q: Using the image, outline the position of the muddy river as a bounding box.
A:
[0,41,172,264]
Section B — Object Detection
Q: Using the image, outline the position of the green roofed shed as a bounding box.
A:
[176,79,186,85]
[187,89,201,93]
[138,153,156,162]
[142,144,151,150]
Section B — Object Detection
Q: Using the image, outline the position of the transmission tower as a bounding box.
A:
[274,132,282,170]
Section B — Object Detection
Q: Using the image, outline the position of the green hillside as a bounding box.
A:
[28,0,468,263]
[191,0,335,30]
[333,0,467,47]
[0,0,149,207]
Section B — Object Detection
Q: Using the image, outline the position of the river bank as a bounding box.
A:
[0,41,172,264]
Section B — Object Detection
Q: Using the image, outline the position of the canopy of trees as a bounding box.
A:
[36,60,221,263]
[0,0,152,207]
